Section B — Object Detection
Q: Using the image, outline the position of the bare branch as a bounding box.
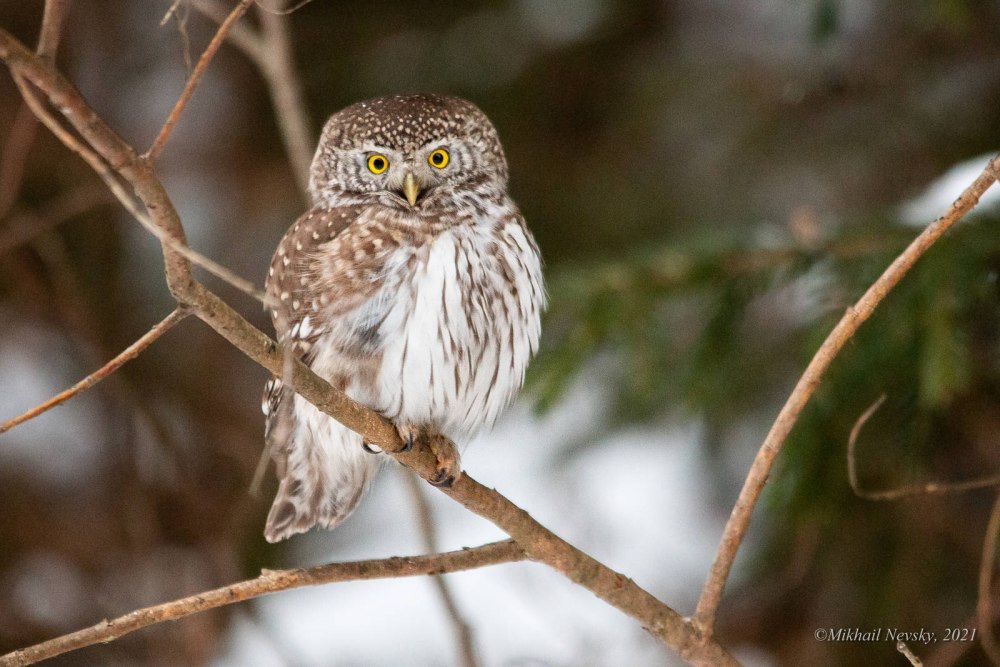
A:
[11,73,273,306]
[0,540,525,667]
[36,0,70,60]
[897,641,924,666]
[979,492,1000,665]
[187,0,315,198]
[847,394,1000,500]
[404,472,480,667]
[0,104,41,220]
[0,0,71,219]
[255,0,318,16]
[146,0,255,161]
[186,0,265,62]
[256,0,314,196]
[693,152,1000,639]
[0,308,188,435]
[0,184,112,257]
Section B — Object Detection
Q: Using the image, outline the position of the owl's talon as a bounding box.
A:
[430,469,455,488]
[426,432,461,488]
[394,424,420,454]
[362,441,382,454]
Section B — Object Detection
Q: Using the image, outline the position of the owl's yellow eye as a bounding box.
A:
[367,154,389,174]
[428,148,450,169]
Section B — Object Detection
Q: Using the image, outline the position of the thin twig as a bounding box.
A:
[12,73,274,306]
[847,394,1000,499]
[978,492,1000,665]
[145,0,255,161]
[186,0,265,62]
[693,152,1000,639]
[0,105,41,220]
[255,0,317,16]
[0,0,71,218]
[256,0,314,195]
[0,309,188,435]
[187,0,314,197]
[897,641,924,666]
[0,184,112,257]
[36,0,70,59]
[404,472,481,667]
[0,540,524,667]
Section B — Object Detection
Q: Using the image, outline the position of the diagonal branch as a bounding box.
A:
[0,308,188,435]
[0,0,71,219]
[0,540,525,667]
[145,0,254,161]
[255,0,314,195]
[186,0,265,63]
[0,27,738,667]
[188,0,315,197]
[11,73,272,306]
[979,492,1000,665]
[847,395,1000,500]
[693,152,1000,639]
[0,184,112,257]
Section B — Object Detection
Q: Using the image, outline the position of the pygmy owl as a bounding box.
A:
[261,94,545,542]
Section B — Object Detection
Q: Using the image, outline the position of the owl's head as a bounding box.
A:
[308,94,509,209]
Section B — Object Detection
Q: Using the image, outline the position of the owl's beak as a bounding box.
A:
[402,171,420,206]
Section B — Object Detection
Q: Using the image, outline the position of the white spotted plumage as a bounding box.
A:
[262,94,544,542]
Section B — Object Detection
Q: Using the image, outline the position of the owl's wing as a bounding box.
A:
[261,205,392,542]
[261,206,363,468]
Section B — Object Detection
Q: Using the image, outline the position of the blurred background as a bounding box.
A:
[3,0,1000,665]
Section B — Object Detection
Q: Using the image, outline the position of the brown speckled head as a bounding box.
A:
[308,94,509,207]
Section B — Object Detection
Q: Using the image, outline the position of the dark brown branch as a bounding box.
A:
[404,472,480,667]
[0,184,112,257]
[0,540,525,667]
[187,0,314,198]
[0,28,738,666]
[145,0,254,161]
[847,394,1000,500]
[979,492,1000,665]
[256,0,314,195]
[0,308,188,435]
[0,0,71,219]
[693,152,1000,640]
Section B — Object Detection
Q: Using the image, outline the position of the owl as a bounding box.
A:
[261,94,545,543]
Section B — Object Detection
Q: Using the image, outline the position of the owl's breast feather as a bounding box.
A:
[353,214,544,439]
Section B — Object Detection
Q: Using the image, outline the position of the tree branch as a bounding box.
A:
[0,0,71,219]
[693,152,1000,638]
[146,0,254,161]
[979,492,1000,665]
[847,394,1000,500]
[186,0,266,63]
[255,0,314,196]
[0,27,737,666]
[0,184,112,257]
[187,0,315,198]
[0,540,525,667]
[0,308,188,435]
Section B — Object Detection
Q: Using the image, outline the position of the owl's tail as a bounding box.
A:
[264,409,384,543]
